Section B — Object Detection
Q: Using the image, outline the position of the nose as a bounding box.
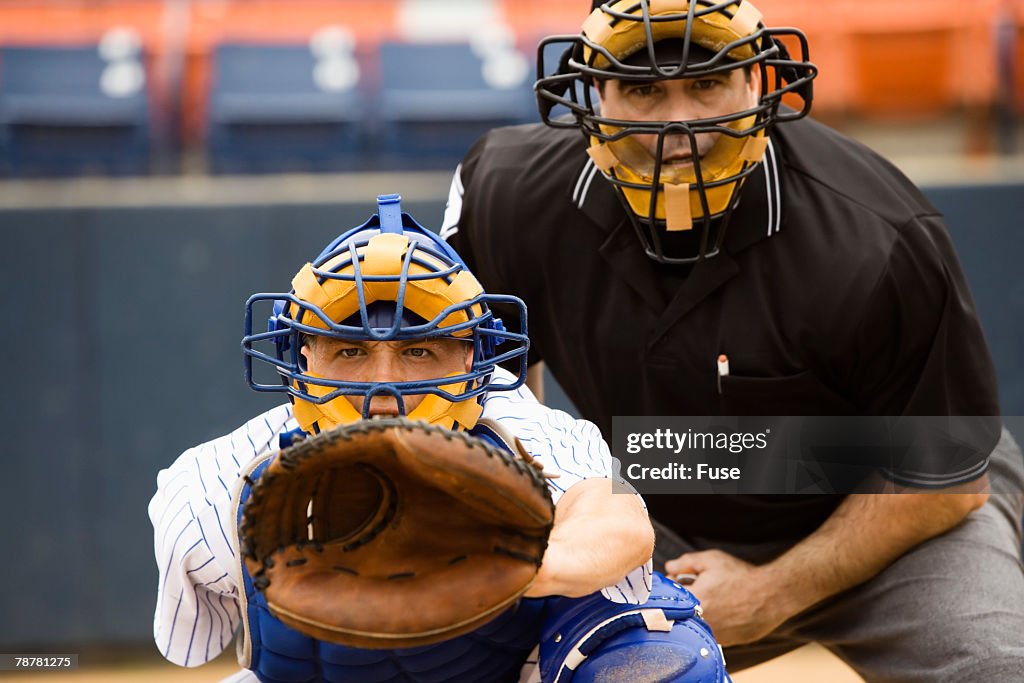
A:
[360,352,405,416]
[364,351,403,383]
[363,392,402,418]
[660,132,693,158]
[660,99,724,162]
[662,83,704,123]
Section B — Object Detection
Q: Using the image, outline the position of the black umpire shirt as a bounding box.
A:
[444,116,1000,543]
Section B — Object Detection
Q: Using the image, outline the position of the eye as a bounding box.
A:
[338,347,363,358]
[404,347,429,358]
[626,83,658,97]
[692,78,720,91]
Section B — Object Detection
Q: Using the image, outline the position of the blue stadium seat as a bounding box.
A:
[206,42,364,174]
[0,45,151,176]
[374,41,535,168]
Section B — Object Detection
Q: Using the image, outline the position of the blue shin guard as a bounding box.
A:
[539,572,731,683]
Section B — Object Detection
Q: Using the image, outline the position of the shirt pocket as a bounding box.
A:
[718,370,856,415]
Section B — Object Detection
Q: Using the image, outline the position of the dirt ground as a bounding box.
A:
[11,643,864,681]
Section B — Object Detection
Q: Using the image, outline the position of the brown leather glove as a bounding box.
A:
[240,417,555,649]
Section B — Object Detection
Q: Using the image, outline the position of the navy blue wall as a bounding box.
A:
[0,183,1020,648]
[929,185,1024,417]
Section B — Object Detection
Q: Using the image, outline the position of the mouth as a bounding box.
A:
[662,154,699,166]
[367,405,401,418]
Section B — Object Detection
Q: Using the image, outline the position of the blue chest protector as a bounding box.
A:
[236,427,552,683]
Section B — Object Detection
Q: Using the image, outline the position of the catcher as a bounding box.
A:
[149,194,732,683]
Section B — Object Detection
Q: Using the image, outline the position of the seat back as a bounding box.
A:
[0,42,151,175]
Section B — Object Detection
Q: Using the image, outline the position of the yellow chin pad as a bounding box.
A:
[407,386,483,430]
[291,372,483,433]
[290,373,363,434]
[289,233,485,337]
[663,182,693,232]
[590,115,763,223]
[582,0,762,70]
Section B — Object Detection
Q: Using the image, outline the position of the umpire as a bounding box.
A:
[442,1,1024,680]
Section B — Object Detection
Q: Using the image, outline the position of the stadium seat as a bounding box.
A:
[837,0,998,120]
[205,40,364,173]
[1012,0,1024,114]
[0,43,152,176]
[498,0,584,46]
[374,40,535,168]
[181,0,395,152]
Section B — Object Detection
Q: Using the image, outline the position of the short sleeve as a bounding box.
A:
[480,368,611,500]
[847,214,1000,486]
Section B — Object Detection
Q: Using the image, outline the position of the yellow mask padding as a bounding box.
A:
[291,261,332,312]
[664,182,693,231]
[589,114,763,222]
[739,134,769,162]
[406,382,484,430]
[291,372,482,433]
[729,1,763,36]
[587,143,619,172]
[582,0,762,71]
[289,233,485,338]
[291,371,364,434]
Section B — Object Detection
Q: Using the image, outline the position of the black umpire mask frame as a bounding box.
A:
[535,0,817,264]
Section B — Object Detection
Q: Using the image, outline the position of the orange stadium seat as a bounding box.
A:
[2,0,1013,173]
[836,0,999,119]
[1011,0,1024,113]
[504,0,851,115]
[499,0,587,50]
[754,0,849,116]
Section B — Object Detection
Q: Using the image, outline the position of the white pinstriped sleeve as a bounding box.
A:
[148,404,297,667]
[481,369,654,605]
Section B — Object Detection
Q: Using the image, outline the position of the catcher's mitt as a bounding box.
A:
[240,417,555,649]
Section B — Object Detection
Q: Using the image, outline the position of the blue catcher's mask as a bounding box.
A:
[242,194,529,433]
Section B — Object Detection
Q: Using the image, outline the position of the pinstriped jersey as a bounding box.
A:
[149,367,653,669]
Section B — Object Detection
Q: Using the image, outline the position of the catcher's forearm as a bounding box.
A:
[526,478,654,598]
[759,484,988,618]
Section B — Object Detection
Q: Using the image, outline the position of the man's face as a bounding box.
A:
[596,67,759,174]
[300,337,474,417]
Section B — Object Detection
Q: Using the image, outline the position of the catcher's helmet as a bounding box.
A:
[536,0,816,263]
[242,194,529,433]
